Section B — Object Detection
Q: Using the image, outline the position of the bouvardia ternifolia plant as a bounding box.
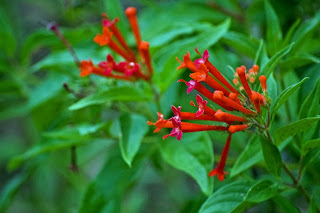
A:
[2,0,320,213]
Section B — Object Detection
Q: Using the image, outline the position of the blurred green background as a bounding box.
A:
[1,0,320,212]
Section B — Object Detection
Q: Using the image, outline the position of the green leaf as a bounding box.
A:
[69,86,152,110]
[231,136,263,177]
[302,139,320,156]
[265,0,282,54]
[281,54,320,69]
[0,167,34,212]
[267,72,278,101]
[0,8,16,57]
[154,19,230,92]
[274,117,320,146]
[282,19,301,47]
[254,40,265,65]
[261,42,295,78]
[79,148,147,213]
[271,77,308,115]
[222,31,259,58]
[160,132,213,196]
[291,11,320,53]
[260,136,282,177]
[272,195,300,213]
[8,138,113,171]
[199,181,254,213]
[299,78,320,119]
[301,147,320,178]
[119,113,148,167]
[245,180,279,203]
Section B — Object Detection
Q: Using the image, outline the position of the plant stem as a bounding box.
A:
[264,128,311,203]
[282,162,310,203]
[69,146,78,173]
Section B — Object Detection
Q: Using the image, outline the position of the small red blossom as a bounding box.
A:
[209,133,232,181]
[149,48,270,180]
[79,7,152,82]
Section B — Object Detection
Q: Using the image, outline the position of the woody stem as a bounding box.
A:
[264,127,311,204]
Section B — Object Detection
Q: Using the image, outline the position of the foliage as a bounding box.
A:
[1,0,320,212]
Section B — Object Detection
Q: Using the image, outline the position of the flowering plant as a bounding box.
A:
[1,0,320,212]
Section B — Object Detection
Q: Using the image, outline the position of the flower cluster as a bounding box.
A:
[79,7,153,81]
[148,48,270,181]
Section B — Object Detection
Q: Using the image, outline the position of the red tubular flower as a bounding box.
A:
[102,18,136,61]
[80,60,95,77]
[147,112,172,133]
[209,133,232,181]
[139,41,153,75]
[212,91,254,114]
[176,52,198,72]
[259,75,267,93]
[189,95,216,118]
[236,66,253,103]
[79,7,153,82]
[228,124,249,133]
[94,27,134,62]
[125,7,141,46]
[214,109,247,123]
[228,93,242,105]
[252,92,261,114]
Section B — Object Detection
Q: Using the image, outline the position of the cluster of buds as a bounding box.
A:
[79,7,153,81]
[148,48,269,181]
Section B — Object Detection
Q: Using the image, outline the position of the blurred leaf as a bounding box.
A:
[119,113,148,167]
[254,40,265,65]
[222,31,259,58]
[274,117,320,146]
[299,78,320,119]
[301,147,320,177]
[69,86,152,110]
[291,11,320,53]
[0,8,16,57]
[8,138,113,171]
[231,136,263,177]
[0,167,35,212]
[302,139,320,156]
[272,195,300,213]
[267,72,278,101]
[154,19,230,92]
[79,148,147,213]
[308,189,320,213]
[271,77,308,115]
[20,30,56,65]
[265,0,282,54]
[149,24,194,47]
[160,132,214,196]
[30,49,106,73]
[199,181,254,213]
[261,42,294,78]
[282,19,301,47]
[245,179,280,203]
[281,54,320,69]
[260,136,282,178]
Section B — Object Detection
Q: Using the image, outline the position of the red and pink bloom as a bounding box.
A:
[148,48,269,181]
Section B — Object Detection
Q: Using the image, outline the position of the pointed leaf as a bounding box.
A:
[271,77,308,115]
[274,117,320,146]
[265,0,282,54]
[260,136,282,178]
[119,113,148,167]
[199,181,254,213]
[160,132,213,196]
[261,42,295,78]
[245,180,280,203]
[69,86,152,110]
[231,136,263,177]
